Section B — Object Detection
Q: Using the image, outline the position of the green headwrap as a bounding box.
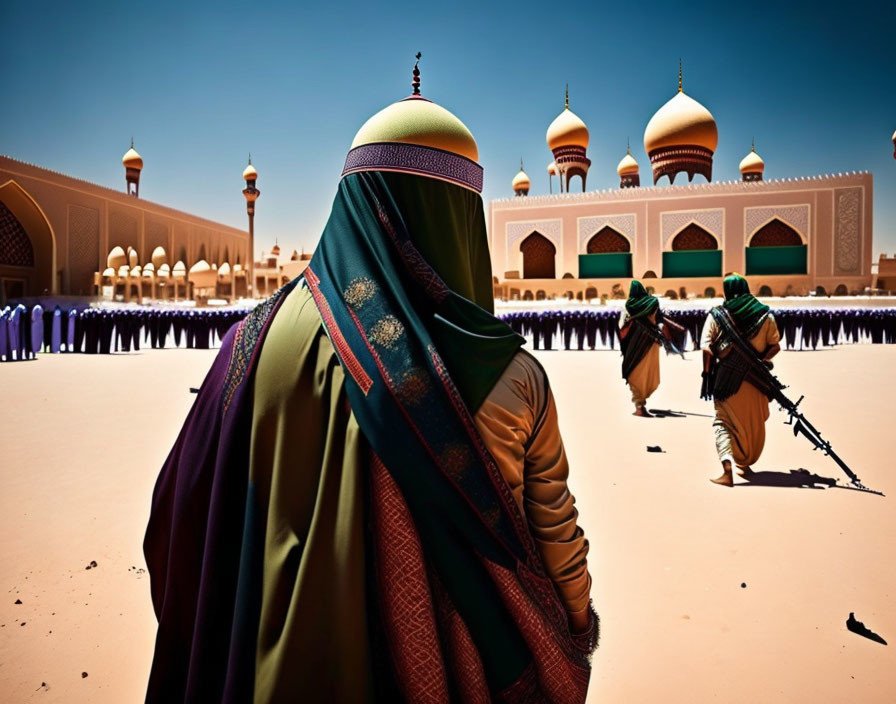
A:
[625,280,659,320]
[722,274,770,337]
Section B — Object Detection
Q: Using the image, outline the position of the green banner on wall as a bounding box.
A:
[578,253,633,278]
[745,245,807,275]
[662,250,722,278]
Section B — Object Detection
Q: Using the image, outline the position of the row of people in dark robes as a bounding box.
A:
[3,304,895,361]
[499,308,896,351]
[0,305,253,360]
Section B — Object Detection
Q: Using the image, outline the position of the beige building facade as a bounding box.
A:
[0,154,249,303]
[489,172,874,299]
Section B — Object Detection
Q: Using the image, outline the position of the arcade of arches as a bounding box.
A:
[586,226,631,253]
[520,231,556,279]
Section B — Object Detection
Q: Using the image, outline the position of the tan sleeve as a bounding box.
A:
[523,378,592,617]
[700,313,717,351]
[764,314,781,346]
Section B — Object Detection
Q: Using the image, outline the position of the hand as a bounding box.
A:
[700,371,713,401]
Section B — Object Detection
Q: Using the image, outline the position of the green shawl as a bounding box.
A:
[625,280,659,320]
[722,274,770,338]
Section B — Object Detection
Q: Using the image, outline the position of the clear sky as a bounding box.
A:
[2,0,894,260]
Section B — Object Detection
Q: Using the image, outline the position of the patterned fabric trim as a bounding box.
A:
[221,283,292,415]
[305,267,374,395]
[343,142,484,193]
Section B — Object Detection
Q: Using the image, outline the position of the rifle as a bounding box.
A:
[711,308,882,495]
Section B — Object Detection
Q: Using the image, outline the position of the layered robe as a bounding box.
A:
[619,311,661,407]
[145,170,598,703]
[701,313,781,468]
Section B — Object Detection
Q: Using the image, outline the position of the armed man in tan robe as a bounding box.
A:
[701,274,781,487]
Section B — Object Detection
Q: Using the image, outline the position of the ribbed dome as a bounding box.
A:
[122,142,143,169]
[512,168,530,192]
[739,146,765,174]
[644,90,718,154]
[546,108,589,151]
[617,151,639,176]
[350,95,478,162]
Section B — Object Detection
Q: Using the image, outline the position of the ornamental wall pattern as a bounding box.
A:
[577,214,636,251]
[744,204,810,242]
[67,205,99,294]
[661,209,724,248]
[834,187,862,274]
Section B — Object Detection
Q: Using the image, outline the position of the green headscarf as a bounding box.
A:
[722,274,770,337]
[625,280,659,320]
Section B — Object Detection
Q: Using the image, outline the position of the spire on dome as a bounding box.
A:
[678,58,683,93]
[411,52,422,96]
[565,84,569,110]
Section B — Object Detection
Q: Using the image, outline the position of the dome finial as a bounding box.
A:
[520,157,524,171]
[678,59,683,92]
[565,84,569,110]
[627,137,631,155]
[130,136,134,148]
[751,137,755,152]
[411,52,422,95]
[248,152,252,165]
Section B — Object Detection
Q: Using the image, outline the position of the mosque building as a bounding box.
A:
[489,67,875,300]
[0,145,255,304]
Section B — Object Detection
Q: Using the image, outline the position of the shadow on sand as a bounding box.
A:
[736,468,836,490]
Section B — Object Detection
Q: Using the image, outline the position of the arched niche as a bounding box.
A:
[749,219,803,247]
[586,226,631,254]
[520,231,556,279]
[0,180,56,297]
[671,223,718,251]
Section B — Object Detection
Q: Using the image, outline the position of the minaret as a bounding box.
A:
[122,138,143,196]
[242,154,260,296]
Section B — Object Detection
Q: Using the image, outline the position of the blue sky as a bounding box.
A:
[2,0,894,259]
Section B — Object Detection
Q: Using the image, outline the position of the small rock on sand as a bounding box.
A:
[81,672,88,678]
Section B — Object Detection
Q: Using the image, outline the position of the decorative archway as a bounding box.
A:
[520,231,556,279]
[586,226,631,254]
[671,223,718,250]
[0,180,56,300]
[749,218,803,247]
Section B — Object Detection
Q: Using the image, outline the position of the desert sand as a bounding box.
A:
[1,344,894,702]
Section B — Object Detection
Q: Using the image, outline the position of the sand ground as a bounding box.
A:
[1,345,894,702]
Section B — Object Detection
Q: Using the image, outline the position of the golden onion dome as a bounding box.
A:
[350,95,479,162]
[122,140,143,170]
[151,246,168,268]
[242,157,258,181]
[644,90,718,154]
[739,144,765,174]
[617,150,639,176]
[546,92,589,151]
[270,242,281,257]
[511,163,531,192]
[107,246,127,269]
[547,161,558,176]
